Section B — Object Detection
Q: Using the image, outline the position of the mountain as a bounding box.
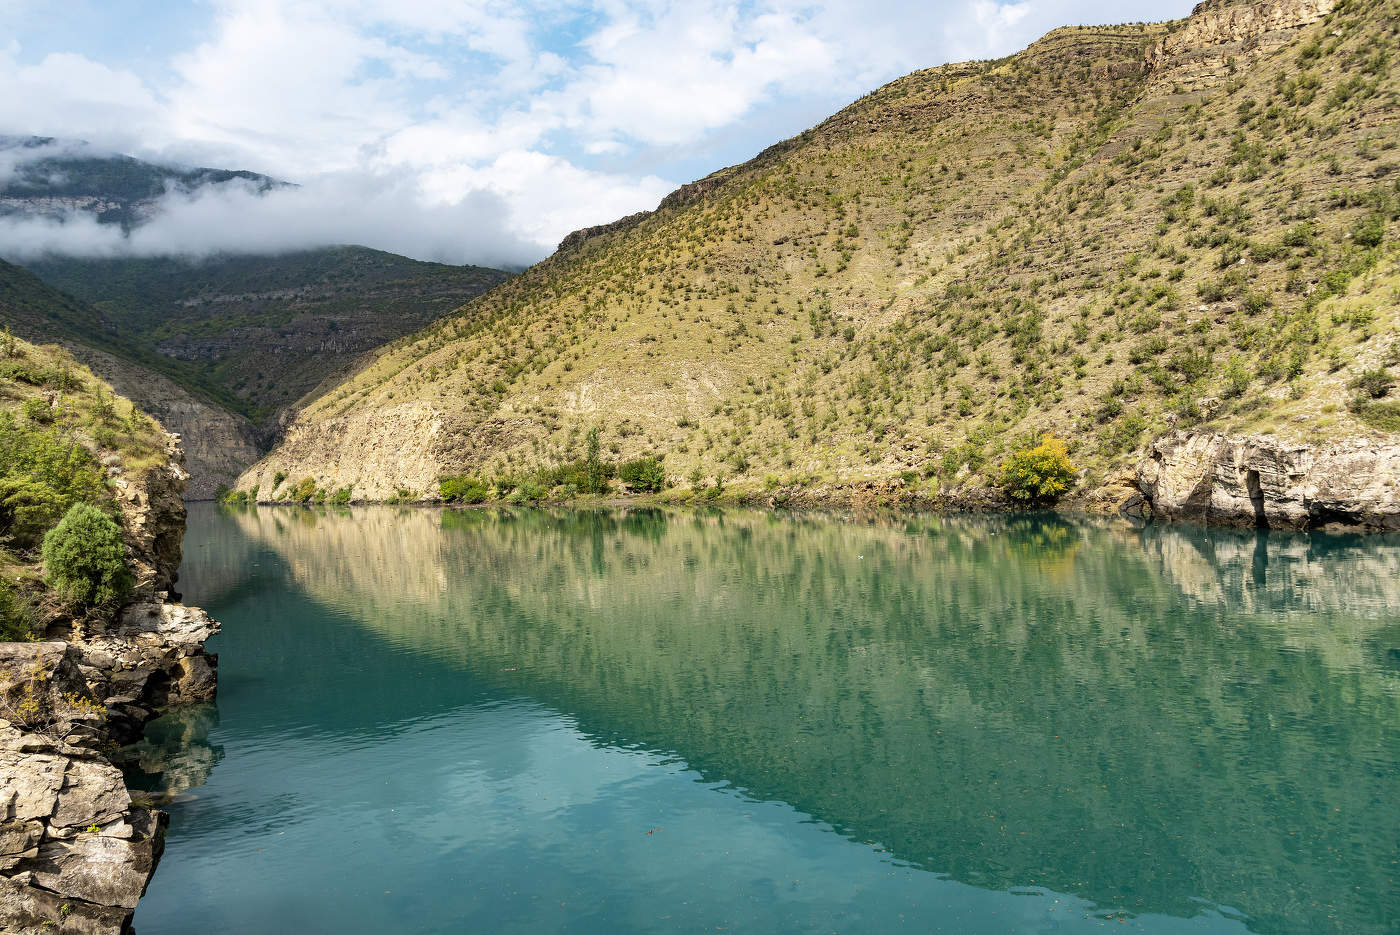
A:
[235,0,1399,504]
[25,247,513,424]
[4,247,512,497]
[0,135,284,230]
[0,257,261,498]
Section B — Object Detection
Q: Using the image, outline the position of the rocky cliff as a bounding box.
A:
[1144,0,1338,87]
[0,435,219,933]
[1134,431,1400,530]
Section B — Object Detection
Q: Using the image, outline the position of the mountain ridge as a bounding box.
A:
[203,0,1395,506]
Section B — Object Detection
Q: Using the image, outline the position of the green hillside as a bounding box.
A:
[26,247,513,422]
[238,0,1400,504]
[0,334,171,638]
[0,258,251,416]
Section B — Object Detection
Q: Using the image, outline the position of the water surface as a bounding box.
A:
[130,505,1400,934]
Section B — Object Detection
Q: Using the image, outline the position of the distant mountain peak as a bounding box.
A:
[0,135,289,231]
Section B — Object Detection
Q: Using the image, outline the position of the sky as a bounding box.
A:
[0,0,1191,268]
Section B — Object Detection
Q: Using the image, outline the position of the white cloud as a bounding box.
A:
[0,49,163,151]
[0,157,670,267]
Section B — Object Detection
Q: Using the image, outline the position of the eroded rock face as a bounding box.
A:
[78,602,221,744]
[1136,432,1400,530]
[0,645,171,933]
[104,433,189,599]
[1145,0,1337,88]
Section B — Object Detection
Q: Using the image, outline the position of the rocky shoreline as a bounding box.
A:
[242,431,1400,535]
[1,437,220,934]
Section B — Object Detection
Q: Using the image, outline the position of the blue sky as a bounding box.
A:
[0,0,1192,266]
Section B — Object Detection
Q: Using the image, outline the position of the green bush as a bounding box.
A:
[42,503,132,610]
[1352,368,1395,399]
[22,397,52,424]
[1349,398,1400,432]
[0,579,41,641]
[291,476,318,502]
[0,477,69,549]
[331,487,353,505]
[0,413,106,549]
[440,475,490,503]
[1000,434,1077,504]
[618,456,667,493]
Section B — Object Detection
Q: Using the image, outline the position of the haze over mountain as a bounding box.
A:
[236,0,1399,505]
[0,135,285,230]
[0,138,536,267]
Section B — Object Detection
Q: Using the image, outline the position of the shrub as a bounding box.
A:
[0,579,41,641]
[1000,434,1077,504]
[440,475,489,503]
[0,477,69,549]
[1222,354,1252,398]
[0,413,105,549]
[1352,368,1395,399]
[22,397,52,424]
[291,476,317,502]
[42,503,132,610]
[618,456,667,493]
[331,487,352,506]
[1349,398,1400,432]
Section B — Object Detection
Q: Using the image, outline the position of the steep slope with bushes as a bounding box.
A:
[25,247,513,424]
[241,0,1398,511]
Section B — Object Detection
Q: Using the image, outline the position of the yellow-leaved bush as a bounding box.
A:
[1000,435,1077,504]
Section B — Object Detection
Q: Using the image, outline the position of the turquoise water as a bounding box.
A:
[129,505,1400,934]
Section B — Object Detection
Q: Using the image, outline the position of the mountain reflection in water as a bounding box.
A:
[132,505,1400,935]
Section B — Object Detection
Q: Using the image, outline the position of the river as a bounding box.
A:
[129,505,1400,934]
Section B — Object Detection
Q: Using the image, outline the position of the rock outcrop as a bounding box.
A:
[1144,0,1337,87]
[1135,432,1400,530]
[0,438,219,933]
[0,645,171,933]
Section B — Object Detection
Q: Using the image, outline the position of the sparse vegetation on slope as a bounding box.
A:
[0,336,167,635]
[242,0,1400,504]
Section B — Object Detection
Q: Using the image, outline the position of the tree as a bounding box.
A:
[42,503,132,610]
[1000,434,1077,504]
[584,427,605,494]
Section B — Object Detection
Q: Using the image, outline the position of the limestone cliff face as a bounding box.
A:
[0,644,169,935]
[238,402,466,501]
[107,436,189,599]
[1144,0,1337,87]
[1136,432,1400,530]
